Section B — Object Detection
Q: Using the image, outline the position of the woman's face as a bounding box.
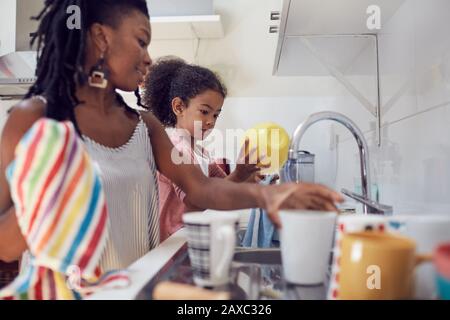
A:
[175,89,225,141]
[95,10,152,91]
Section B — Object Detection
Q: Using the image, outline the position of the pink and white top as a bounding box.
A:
[158,129,226,242]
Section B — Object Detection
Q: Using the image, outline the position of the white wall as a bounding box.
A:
[0,0,16,56]
[334,0,450,214]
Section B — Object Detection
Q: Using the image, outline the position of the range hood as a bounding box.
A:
[0,0,43,99]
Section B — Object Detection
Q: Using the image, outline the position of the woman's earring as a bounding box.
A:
[88,53,109,89]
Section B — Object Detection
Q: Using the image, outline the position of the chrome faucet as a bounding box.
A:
[288,111,392,215]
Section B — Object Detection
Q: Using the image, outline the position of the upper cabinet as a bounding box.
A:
[147,0,224,40]
[272,0,405,76]
[281,0,405,36]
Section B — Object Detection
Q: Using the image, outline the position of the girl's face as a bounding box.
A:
[173,89,225,141]
[90,10,152,91]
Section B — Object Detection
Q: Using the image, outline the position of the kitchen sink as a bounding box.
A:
[232,247,328,300]
[136,245,327,300]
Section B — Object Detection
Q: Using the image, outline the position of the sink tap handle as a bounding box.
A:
[341,188,393,215]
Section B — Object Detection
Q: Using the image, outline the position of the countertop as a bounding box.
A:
[87,209,250,300]
[87,229,187,300]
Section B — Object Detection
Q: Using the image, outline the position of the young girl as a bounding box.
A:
[144,58,275,241]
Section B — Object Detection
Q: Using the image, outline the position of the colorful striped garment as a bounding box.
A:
[0,119,129,300]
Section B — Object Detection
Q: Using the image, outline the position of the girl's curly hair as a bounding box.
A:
[142,57,227,127]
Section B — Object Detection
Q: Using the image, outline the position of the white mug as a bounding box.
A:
[280,210,337,285]
[182,211,239,287]
[387,214,450,299]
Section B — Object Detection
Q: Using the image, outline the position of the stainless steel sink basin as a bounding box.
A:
[232,248,328,300]
[231,248,283,299]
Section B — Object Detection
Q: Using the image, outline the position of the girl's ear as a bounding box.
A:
[171,97,185,116]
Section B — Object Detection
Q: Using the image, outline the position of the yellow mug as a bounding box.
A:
[336,231,432,300]
[242,122,290,174]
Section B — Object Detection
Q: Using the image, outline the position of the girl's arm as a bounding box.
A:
[142,112,342,227]
[225,139,266,183]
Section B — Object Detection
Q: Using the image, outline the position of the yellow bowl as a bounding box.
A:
[242,122,290,174]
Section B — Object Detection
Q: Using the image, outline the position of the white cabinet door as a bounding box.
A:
[273,0,405,76]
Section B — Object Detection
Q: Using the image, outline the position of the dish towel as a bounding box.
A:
[0,119,129,300]
[241,175,279,248]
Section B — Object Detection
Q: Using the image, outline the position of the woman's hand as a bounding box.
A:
[259,183,344,228]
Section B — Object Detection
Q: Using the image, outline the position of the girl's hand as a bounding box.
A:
[228,138,269,183]
[259,183,344,228]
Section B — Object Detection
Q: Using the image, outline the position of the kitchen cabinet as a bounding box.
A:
[272,0,405,76]
[271,0,405,146]
[147,0,223,40]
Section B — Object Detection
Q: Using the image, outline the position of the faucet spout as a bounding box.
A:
[289,111,372,214]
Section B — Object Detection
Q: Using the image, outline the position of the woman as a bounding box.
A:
[0,0,342,271]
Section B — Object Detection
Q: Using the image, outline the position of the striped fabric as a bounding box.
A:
[82,115,160,271]
[0,119,129,300]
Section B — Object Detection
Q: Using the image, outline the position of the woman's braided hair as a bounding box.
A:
[25,0,150,134]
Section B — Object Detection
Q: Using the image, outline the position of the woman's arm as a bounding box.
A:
[0,208,26,262]
[142,112,342,227]
[0,100,45,262]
